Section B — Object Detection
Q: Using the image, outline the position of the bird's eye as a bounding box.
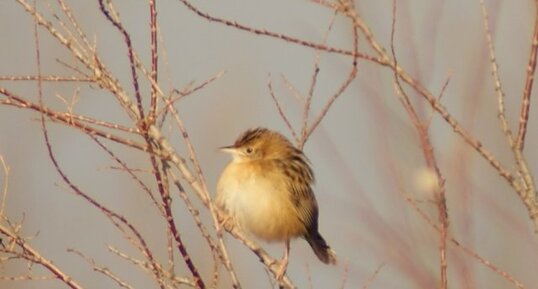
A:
[245,147,253,154]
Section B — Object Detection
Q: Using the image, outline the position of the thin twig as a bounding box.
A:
[98,0,145,121]
[401,191,526,289]
[176,0,375,61]
[158,70,226,126]
[302,11,339,142]
[169,173,236,288]
[302,6,359,146]
[162,94,241,288]
[0,75,93,82]
[361,263,385,289]
[30,2,83,287]
[390,1,448,288]
[338,261,350,289]
[480,0,538,229]
[0,275,54,281]
[267,74,299,143]
[108,246,197,287]
[0,223,83,289]
[517,0,538,150]
[149,0,158,120]
[0,89,146,151]
[31,21,166,286]
[91,136,164,216]
[335,2,538,231]
[479,0,514,146]
[56,0,93,50]
[224,223,296,289]
[148,155,205,288]
[69,249,135,289]
[0,156,9,217]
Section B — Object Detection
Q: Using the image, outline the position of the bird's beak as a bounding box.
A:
[219,145,236,154]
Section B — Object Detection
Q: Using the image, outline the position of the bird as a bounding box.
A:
[215,127,336,280]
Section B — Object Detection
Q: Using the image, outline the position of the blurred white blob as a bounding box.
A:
[414,167,440,196]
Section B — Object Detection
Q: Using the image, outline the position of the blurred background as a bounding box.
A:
[1,0,538,288]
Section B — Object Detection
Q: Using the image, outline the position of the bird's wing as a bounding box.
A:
[289,182,319,232]
[273,155,319,232]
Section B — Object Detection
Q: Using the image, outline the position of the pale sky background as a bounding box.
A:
[1,1,538,288]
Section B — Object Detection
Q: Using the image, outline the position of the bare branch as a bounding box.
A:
[176,0,376,61]
[0,155,9,217]
[360,263,385,289]
[0,223,83,289]
[302,11,338,142]
[389,1,448,287]
[267,74,299,143]
[517,0,538,149]
[400,191,527,289]
[479,0,514,146]
[480,0,538,229]
[98,0,145,121]
[143,138,204,288]
[0,75,93,82]
[302,5,359,147]
[149,0,158,120]
[69,249,135,289]
[0,89,146,151]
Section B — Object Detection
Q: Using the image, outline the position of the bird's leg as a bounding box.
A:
[275,239,290,281]
[216,211,234,236]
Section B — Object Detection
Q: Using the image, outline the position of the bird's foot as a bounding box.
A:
[217,213,234,235]
[272,258,289,281]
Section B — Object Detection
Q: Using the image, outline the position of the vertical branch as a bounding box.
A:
[301,11,338,142]
[90,136,165,219]
[31,3,166,287]
[302,3,358,147]
[98,0,145,121]
[344,2,519,196]
[267,74,299,142]
[399,187,527,289]
[161,95,241,288]
[390,1,448,288]
[0,156,9,217]
[481,0,538,228]
[479,0,514,145]
[148,153,206,289]
[30,2,90,288]
[56,0,93,51]
[517,0,538,150]
[88,2,206,284]
[149,0,159,120]
[170,174,237,288]
[160,91,241,289]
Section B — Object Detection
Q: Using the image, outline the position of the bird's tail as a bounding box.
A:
[305,231,337,265]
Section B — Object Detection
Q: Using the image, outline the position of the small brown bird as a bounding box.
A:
[216,127,336,279]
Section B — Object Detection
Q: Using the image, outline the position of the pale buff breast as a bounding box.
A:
[216,162,307,241]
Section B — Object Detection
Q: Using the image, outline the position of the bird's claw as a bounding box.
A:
[217,213,234,235]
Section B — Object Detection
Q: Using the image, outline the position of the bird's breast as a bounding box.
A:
[216,162,306,241]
